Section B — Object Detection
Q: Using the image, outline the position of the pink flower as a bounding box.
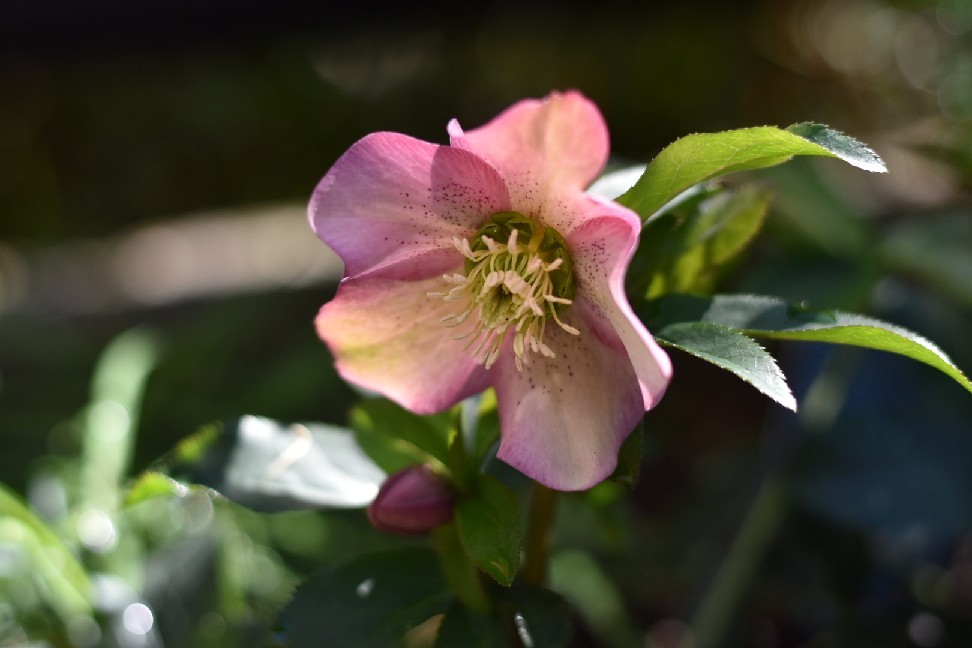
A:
[310,91,672,491]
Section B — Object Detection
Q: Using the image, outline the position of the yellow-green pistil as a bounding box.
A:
[430,211,579,370]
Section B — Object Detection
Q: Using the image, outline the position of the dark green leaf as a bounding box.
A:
[647,294,972,395]
[164,415,385,512]
[498,584,573,648]
[657,322,797,411]
[434,601,506,648]
[631,185,771,298]
[610,425,643,486]
[351,398,453,474]
[455,476,521,586]
[434,584,573,648]
[617,125,885,221]
[280,547,451,648]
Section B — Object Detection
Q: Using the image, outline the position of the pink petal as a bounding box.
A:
[567,206,673,409]
[316,269,491,414]
[447,91,609,235]
[492,306,645,491]
[310,132,510,280]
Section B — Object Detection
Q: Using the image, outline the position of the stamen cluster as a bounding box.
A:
[430,212,579,370]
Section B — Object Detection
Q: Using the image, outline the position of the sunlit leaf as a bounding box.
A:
[455,476,521,586]
[647,294,972,395]
[0,484,92,619]
[280,547,451,648]
[124,471,194,506]
[350,398,453,474]
[617,124,885,221]
[657,322,797,411]
[160,415,385,512]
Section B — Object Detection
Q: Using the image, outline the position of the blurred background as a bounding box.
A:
[1,0,971,646]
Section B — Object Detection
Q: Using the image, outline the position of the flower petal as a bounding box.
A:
[448,91,609,234]
[310,132,510,280]
[567,207,673,408]
[316,268,491,414]
[567,209,672,410]
[492,308,645,491]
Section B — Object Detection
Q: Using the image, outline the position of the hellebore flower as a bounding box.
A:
[367,465,455,535]
[310,91,672,491]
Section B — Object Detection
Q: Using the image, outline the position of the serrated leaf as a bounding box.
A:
[455,476,521,586]
[350,398,453,474]
[647,294,972,395]
[617,124,885,221]
[164,415,385,512]
[657,322,797,411]
[280,547,451,648]
[785,122,886,172]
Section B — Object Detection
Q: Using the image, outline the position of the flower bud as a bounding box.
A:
[367,465,455,535]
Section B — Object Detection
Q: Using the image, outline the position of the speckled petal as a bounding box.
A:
[316,267,492,414]
[568,206,673,409]
[492,305,645,491]
[310,132,510,280]
[447,91,609,235]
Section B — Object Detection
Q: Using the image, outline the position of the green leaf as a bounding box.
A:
[158,415,385,512]
[280,547,451,648]
[648,294,972,395]
[630,185,772,298]
[785,122,886,171]
[455,476,521,586]
[657,322,797,411]
[434,584,573,648]
[350,398,453,474]
[124,471,195,506]
[434,601,506,648]
[617,124,885,221]
[0,484,92,619]
[497,584,573,648]
[610,425,643,486]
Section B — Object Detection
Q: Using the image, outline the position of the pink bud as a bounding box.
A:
[367,465,455,535]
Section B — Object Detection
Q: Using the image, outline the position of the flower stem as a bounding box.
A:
[434,522,491,614]
[522,482,558,586]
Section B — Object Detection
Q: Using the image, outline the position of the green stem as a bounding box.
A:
[688,477,791,648]
[434,522,491,614]
[521,483,558,586]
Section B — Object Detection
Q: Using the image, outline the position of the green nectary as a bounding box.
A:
[467,211,576,310]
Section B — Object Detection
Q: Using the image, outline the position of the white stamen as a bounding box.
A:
[432,221,579,370]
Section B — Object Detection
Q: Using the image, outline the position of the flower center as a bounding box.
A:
[429,211,580,370]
